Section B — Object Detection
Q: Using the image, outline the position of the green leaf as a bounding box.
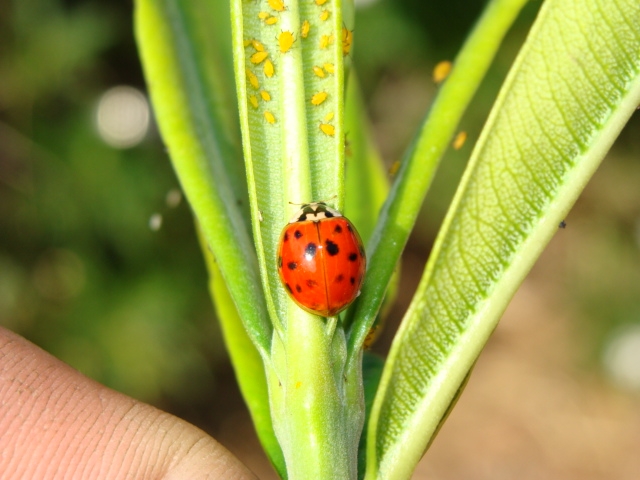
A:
[343,72,394,331]
[231,0,362,477]
[135,0,271,355]
[199,231,286,478]
[367,0,640,478]
[231,0,352,330]
[345,0,529,361]
[135,0,280,468]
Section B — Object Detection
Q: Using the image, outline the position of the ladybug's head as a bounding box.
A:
[290,202,342,223]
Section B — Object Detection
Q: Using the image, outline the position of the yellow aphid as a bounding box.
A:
[324,111,334,122]
[279,31,295,53]
[363,326,380,349]
[268,0,285,12]
[319,9,330,21]
[311,91,328,106]
[342,27,353,56]
[265,15,278,25]
[344,136,352,157]
[312,65,326,78]
[301,20,311,38]
[433,60,452,84]
[251,39,265,52]
[315,0,328,5]
[260,90,271,101]
[243,39,252,47]
[452,131,467,150]
[388,160,401,177]
[319,34,334,49]
[246,69,260,89]
[249,95,259,109]
[323,62,335,74]
[258,11,270,19]
[250,51,269,64]
[319,123,335,136]
[263,59,275,77]
[264,111,276,124]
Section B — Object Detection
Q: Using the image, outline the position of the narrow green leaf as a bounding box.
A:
[231,1,363,477]
[343,73,389,250]
[346,0,529,361]
[135,0,271,354]
[199,230,286,478]
[230,0,350,330]
[367,0,640,478]
[343,72,395,335]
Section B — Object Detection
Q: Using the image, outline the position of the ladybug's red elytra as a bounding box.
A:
[277,202,366,317]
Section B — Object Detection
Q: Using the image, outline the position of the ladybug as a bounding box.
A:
[277,202,366,317]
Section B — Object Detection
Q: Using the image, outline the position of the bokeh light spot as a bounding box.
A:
[603,324,640,391]
[96,86,150,148]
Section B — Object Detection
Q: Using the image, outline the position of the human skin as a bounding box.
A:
[0,327,257,479]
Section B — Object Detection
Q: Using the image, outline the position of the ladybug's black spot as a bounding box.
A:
[283,232,289,242]
[294,230,303,239]
[333,224,343,234]
[335,274,344,283]
[287,261,298,270]
[285,283,292,293]
[326,240,339,256]
[325,210,334,218]
[350,277,356,285]
[305,242,317,260]
[295,284,302,293]
[348,252,358,262]
[306,279,318,288]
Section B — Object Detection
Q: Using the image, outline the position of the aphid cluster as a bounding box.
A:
[243,0,354,137]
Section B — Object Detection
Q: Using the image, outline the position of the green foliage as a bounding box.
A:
[4,0,637,478]
[135,0,640,477]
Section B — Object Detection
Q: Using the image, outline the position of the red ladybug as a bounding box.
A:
[277,202,366,316]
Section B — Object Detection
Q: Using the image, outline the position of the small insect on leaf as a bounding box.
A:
[260,90,271,101]
[320,123,335,136]
[452,131,467,150]
[312,65,326,78]
[246,68,260,89]
[319,34,334,49]
[315,0,328,5]
[323,63,334,74]
[265,15,278,25]
[342,27,353,56]
[311,91,328,106]
[249,94,259,109]
[319,9,330,21]
[251,39,265,52]
[268,0,285,12]
[264,59,275,77]
[264,111,276,124]
[301,20,311,39]
[279,31,295,53]
[433,60,452,84]
[258,11,270,19]
[324,111,334,122]
[250,51,269,65]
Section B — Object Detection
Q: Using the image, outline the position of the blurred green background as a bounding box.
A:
[1,0,640,478]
